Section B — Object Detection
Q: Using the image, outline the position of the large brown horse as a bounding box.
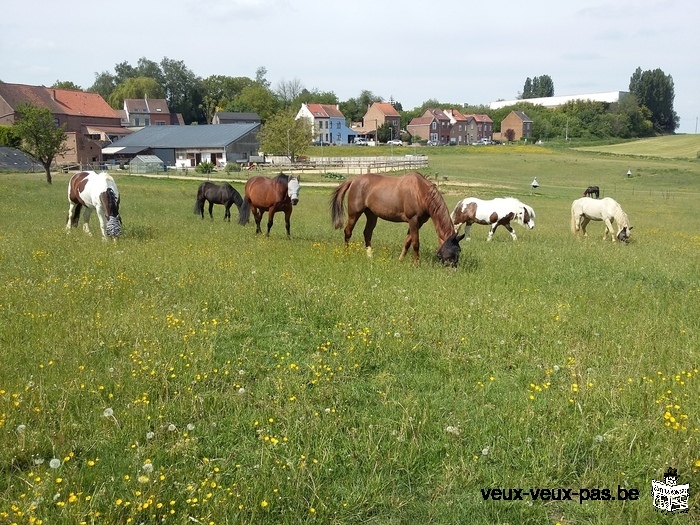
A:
[329,172,464,267]
[239,173,300,238]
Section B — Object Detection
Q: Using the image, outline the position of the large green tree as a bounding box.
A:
[160,57,205,124]
[225,84,280,122]
[340,90,383,124]
[108,77,166,108]
[258,109,312,161]
[629,67,679,133]
[13,104,69,184]
[51,80,82,91]
[522,75,554,98]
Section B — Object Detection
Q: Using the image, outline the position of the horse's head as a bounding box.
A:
[287,176,300,206]
[522,206,535,229]
[103,187,122,237]
[617,226,633,243]
[437,233,465,268]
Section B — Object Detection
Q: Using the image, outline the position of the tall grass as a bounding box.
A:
[1,146,699,524]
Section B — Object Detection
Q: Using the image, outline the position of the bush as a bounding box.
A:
[195,161,215,174]
[224,162,241,173]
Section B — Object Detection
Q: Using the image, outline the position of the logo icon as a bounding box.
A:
[651,467,689,513]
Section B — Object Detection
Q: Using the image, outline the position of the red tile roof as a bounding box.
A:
[0,82,117,118]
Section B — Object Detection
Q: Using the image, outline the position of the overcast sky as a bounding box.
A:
[2,0,698,133]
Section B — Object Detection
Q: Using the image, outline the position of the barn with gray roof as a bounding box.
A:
[102,123,260,168]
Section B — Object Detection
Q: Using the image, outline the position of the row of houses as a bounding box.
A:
[1,81,541,168]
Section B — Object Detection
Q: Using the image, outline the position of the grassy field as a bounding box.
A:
[1,142,699,524]
[574,134,700,159]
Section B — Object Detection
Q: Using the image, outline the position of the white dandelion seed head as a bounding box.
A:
[595,434,604,442]
[325,408,331,414]
[445,426,460,436]
[53,492,61,501]
[16,424,26,433]
[33,457,44,465]
[108,367,115,373]
[168,424,176,432]
[238,387,246,394]
[103,408,114,418]
[142,462,154,473]
[146,431,155,440]
[49,458,61,469]
[187,423,195,431]
[481,446,490,456]
[553,365,560,372]
[238,369,245,375]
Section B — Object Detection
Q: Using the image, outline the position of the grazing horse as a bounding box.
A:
[583,186,600,198]
[66,171,122,239]
[239,173,300,238]
[193,182,243,222]
[450,197,535,241]
[329,172,464,267]
[571,197,632,242]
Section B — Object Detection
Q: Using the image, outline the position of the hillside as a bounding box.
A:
[575,134,700,159]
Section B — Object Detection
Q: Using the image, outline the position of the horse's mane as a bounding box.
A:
[273,173,290,185]
[424,182,454,241]
[612,202,630,229]
[104,187,120,217]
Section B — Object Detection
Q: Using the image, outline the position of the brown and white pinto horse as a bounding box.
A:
[238,173,300,238]
[451,197,535,241]
[330,172,464,267]
[66,171,122,239]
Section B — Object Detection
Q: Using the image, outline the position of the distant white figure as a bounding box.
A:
[531,177,539,189]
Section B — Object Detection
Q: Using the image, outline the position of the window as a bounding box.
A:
[431,122,436,130]
[336,122,340,129]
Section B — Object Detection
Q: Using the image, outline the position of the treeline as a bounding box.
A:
[46,58,678,140]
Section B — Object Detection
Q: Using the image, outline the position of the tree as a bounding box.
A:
[629,67,679,133]
[522,75,554,98]
[108,77,166,108]
[51,80,82,91]
[160,57,205,124]
[200,75,255,122]
[13,104,69,184]
[340,90,383,124]
[89,71,117,100]
[226,84,280,122]
[275,78,304,109]
[258,109,313,161]
[504,128,516,142]
[0,125,21,147]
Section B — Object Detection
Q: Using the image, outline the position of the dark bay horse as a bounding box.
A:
[194,182,243,222]
[239,173,300,238]
[66,171,122,239]
[329,172,464,267]
[583,186,600,198]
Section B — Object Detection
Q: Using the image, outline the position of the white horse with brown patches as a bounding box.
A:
[451,197,535,241]
[571,197,632,242]
[66,171,122,239]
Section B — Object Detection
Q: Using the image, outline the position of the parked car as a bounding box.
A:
[426,140,438,146]
[353,137,368,146]
[313,140,330,146]
[386,139,403,146]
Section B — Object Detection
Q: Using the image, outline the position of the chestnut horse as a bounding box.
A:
[239,173,300,238]
[66,171,122,239]
[329,172,464,267]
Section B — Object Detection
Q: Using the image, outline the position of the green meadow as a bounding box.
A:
[1,140,699,524]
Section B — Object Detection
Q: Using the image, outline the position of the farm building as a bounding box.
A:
[102,123,260,168]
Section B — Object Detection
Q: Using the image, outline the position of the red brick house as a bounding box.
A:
[0,82,129,165]
[463,113,494,143]
[356,102,401,140]
[407,108,451,144]
[501,111,532,141]
[444,108,473,145]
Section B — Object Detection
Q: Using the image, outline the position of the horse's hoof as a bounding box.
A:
[367,247,373,258]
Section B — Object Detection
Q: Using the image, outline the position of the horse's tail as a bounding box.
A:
[238,197,251,226]
[570,201,579,234]
[194,185,204,215]
[330,179,352,230]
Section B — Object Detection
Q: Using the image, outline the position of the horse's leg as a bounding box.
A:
[282,206,293,239]
[82,208,93,236]
[408,221,421,264]
[487,224,498,241]
[66,202,79,232]
[208,201,215,220]
[251,206,264,234]
[362,212,377,257]
[94,207,109,240]
[343,212,360,248]
[266,208,276,237]
[464,223,472,241]
[580,217,590,238]
[224,204,231,222]
[503,223,518,241]
[604,218,615,241]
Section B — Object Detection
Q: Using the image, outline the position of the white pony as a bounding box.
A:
[571,197,632,242]
[451,197,535,241]
[66,171,122,239]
